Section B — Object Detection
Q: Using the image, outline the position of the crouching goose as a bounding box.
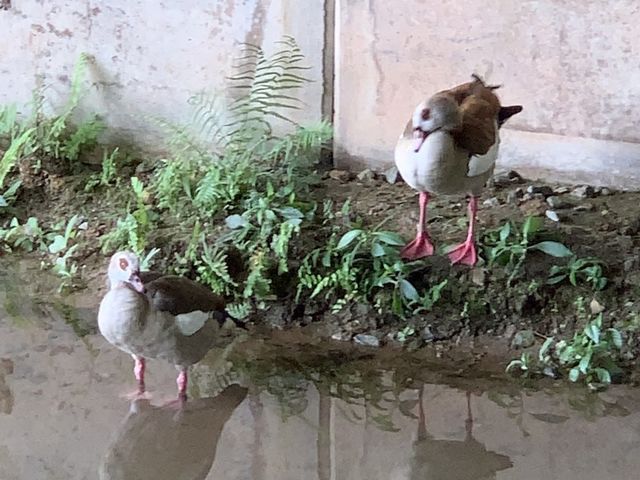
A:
[98,251,243,401]
[395,74,523,266]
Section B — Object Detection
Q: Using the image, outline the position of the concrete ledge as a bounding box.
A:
[334,129,640,191]
[498,130,640,190]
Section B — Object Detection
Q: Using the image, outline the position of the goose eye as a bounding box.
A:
[420,108,430,121]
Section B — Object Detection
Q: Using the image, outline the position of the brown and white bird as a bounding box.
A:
[98,251,241,402]
[395,74,522,266]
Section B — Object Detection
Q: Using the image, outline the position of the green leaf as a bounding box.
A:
[538,337,554,362]
[48,235,67,254]
[608,328,623,349]
[499,222,511,242]
[585,323,600,344]
[522,216,543,241]
[578,351,592,374]
[399,279,419,301]
[337,229,363,250]
[225,214,248,229]
[0,195,6,207]
[373,231,405,246]
[546,274,567,285]
[277,206,304,219]
[529,241,573,258]
[569,367,580,382]
[371,242,386,257]
[594,368,612,384]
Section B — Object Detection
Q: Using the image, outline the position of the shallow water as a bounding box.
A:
[2,262,640,480]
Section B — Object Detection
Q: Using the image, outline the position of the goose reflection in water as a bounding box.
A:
[410,385,513,480]
[99,384,247,480]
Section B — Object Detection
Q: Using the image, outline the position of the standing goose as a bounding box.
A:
[98,251,241,401]
[395,74,523,265]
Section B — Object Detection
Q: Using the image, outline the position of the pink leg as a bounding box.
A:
[401,192,435,260]
[176,368,188,401]
[133,355,146,393]
[447,196,479,266]
[120,355,151,400]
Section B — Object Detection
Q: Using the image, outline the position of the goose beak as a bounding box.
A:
[129,272,146,294]
[413,128,429,153]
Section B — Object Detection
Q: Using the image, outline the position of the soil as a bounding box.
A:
[3,165,640,377]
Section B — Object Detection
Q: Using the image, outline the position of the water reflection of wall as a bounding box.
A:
[208,382,640,480]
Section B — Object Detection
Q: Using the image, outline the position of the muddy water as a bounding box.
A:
[2,262,640,480]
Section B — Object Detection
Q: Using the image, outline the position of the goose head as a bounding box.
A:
[411,93,460,153]
[108,251,145,293]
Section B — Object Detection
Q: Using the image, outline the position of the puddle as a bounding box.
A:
[2,262,640,479]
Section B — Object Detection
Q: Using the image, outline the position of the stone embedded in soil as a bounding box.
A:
[483,197,500,208]
[506,188,524,204]
[554,186,571,195]
[570,185,596,199]
[590,298,605,315]
[546,196,571,209]
[519,198,547,216]
[493,170,524,188]
[511,330,535,349]
[526,185,554,197]
[353,333,380,347]
[421,326,435,343]
[356,168,376,183]
[470,267,486,286]
[383,166,399,184]
[596,186,613,196]
[329,169,353,183]
[545,210,560,222]
[621,218,640,236]
[573,203,596,212]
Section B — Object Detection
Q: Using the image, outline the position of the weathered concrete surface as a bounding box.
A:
[0,0,325,150]
[334,0,640,189]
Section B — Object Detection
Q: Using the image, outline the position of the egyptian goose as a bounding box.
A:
[394,74,523,265]
[98,251,240,401]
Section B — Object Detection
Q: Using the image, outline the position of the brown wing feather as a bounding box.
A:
[452,95,500,155]
[145,276,225,316]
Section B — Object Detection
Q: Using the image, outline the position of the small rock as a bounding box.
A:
[493,170,524,188]
[554,186,571,195]
[507,188,524,204]
[545,210,560,222]
[527,185,554,197]
[624,256,639,272]
[570,185,596,199]
[331,332,350,342]
[77,221,89,231]
[599,187,612,196]
[519,198,547,216]
[353,333,380,347]
[546,196,571,209]
[621,218,640,236]
[421,326,435,343]
[329,169,352,183]
[590,298,605,315]
[470,267,486,286]
[356,168,376,182]
[383,166,399,184]
[483,197,500,208]
[543,366,558,379]
[504,324,517,340]
[511,330,535,349]
[573,203,596,212]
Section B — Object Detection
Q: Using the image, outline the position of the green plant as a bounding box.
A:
[482,216,573,285]
[101,176,155,255]
[0,53,103,190]
[507,312,625,388]
[547,256,607,291]
[0,180,21,210]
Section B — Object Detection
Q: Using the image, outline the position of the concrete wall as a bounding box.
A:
[0,0,326,150]
[334,0,640,189]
